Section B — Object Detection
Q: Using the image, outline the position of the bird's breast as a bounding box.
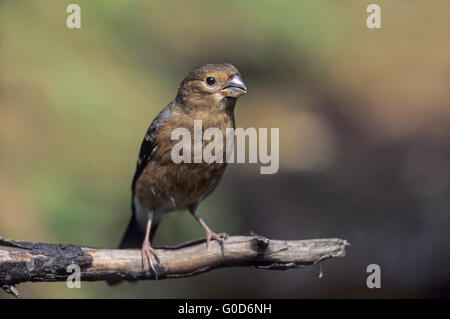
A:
[135,107,233,211]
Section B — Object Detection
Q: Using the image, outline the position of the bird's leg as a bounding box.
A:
[142,211,160,277]
[189,205,228,247]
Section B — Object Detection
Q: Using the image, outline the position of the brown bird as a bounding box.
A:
[119,63,247,272]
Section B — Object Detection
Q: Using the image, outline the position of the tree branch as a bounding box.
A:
[0,235,348,297]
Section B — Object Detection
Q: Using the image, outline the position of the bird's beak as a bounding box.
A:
[221,74,247,98]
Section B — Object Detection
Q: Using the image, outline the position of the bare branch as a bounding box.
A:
[0,236,348,297]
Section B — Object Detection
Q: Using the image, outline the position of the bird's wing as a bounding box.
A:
[119,103,174,249]
[131,103,173,193]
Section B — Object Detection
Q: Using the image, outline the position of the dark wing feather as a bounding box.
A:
[117,103,173,249]
[131,127,157,194]
[131,103,173,195]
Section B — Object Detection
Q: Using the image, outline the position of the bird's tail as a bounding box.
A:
[118,213,144,249]
[106,214,143,286]
[108,216,139,286]
[107,210,160,286]
[118,209,160,249]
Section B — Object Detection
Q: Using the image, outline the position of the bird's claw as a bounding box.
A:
[205,231,228,247]
[141,240,160,279]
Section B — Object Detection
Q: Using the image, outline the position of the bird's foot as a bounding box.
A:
[141,240,160,279]
[205,230,228,247]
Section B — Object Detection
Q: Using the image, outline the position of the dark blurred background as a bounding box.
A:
[0,0,449,298]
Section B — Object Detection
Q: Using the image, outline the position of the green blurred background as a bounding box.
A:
[1,0,449,298]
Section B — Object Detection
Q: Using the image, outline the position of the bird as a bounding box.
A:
[119,63,247,273]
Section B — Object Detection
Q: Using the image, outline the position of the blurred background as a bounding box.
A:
[1,0,449,298]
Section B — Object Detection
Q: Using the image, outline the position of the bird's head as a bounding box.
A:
[176,63,247,110]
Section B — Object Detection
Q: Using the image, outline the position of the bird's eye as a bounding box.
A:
[206,77,216,86]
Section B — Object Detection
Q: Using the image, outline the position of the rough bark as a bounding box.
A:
[0,235,349,298]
